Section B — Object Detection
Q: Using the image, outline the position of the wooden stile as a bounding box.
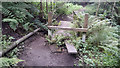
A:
[47,12,89,54]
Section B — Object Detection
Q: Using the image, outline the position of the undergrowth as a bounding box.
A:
[46,11,120,66]
[0,35,24,67]
[72,12,120,66]
[56,3,83,15]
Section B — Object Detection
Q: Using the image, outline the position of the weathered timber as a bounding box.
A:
[48,26,88,32]
[1,28,41,57]
[65,41,77,54]
[48,12,53,39]
[48,12,53,25]
[82,13,89,42]
[84,13,89,28]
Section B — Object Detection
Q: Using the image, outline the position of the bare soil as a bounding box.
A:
[18,33,78,66]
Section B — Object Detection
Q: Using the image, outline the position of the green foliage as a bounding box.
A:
[88,19,114,45]
[0,35,24,67]
[0,35,14,51]
[54,34,66,46]
[0,57,24,67]
[85,3,103,15]
[85,2,120,25]
[56,3,83,15]
[46,34,67,46]
[33,18,48,30]
[2,18,18,31]
[99,45,120,66]
[67,11,120,66]
[2,2,42,31]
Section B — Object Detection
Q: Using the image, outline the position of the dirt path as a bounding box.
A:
[18,13,78,66]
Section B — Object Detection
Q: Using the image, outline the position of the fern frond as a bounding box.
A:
[2,18,18,31]
[0,57,24,67]
[2,18,18,23]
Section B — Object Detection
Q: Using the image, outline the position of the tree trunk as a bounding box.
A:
[40,1,43,19]
[112,2,116,18]
[46,1,48,13]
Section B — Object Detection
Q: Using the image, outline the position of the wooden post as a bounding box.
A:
[84,13,88,28]
[82,13,89,42]
[48,12,53,39]
[48,12,53,25]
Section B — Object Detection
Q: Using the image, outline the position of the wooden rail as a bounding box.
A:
[48,26,88,32]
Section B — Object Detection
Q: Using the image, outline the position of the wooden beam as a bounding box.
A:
[65,41,77,54]
[48,26,88,32]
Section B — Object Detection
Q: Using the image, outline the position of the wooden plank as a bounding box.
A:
[65,41,77,54]
[47,26,88,32]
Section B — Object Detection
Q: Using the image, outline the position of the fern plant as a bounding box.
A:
[2,18,18,31]
[56,3,83,15]
[0,57,24,67]
[2,2,39,31]
[68,11,120,66]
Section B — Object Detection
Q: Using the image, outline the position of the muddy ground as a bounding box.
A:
[17,32,78,66]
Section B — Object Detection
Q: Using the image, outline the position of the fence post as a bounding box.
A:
[48,12,53,25]
[48,12,53,39]
[82,13,89,42]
